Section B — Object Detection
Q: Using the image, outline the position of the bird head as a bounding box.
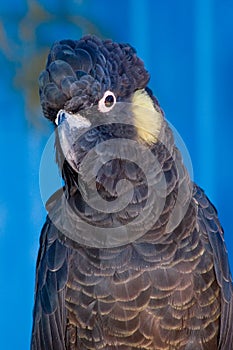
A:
[39,35,164,161]
[39,35,192,246]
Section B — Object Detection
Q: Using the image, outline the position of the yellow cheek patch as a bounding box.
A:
[132,89,163,144]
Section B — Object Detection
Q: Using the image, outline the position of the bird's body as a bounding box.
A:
[31,35,233,349]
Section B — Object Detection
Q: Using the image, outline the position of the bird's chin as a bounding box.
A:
[63,150,81,173]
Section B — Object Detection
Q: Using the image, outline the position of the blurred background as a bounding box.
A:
[0,0,233,348]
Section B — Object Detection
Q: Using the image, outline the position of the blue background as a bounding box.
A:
[0,1,233,349]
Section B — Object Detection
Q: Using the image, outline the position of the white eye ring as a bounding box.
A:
[98,90,116,113]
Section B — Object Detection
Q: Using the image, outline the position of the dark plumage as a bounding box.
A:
[39,36,149,121]
[31,35,233,350]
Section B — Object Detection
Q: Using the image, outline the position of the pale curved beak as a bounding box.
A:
[55,109,91,169]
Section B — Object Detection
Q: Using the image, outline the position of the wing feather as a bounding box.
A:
[194,185,233,349]
[31,216,69,350]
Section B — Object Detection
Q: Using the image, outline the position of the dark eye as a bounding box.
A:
[104,94,114,107]
[98,90,116,113]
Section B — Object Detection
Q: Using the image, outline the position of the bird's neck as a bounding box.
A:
[58,123,194,244]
